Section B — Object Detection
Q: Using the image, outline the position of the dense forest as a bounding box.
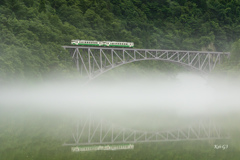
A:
[1,1,240,159]
[1,0,240,81]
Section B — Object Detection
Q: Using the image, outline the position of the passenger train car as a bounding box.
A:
[71,40,134,48]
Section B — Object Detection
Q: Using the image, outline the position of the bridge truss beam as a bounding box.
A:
[63,46,230,80]
[63,117,229,146]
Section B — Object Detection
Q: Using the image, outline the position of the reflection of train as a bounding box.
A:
[71,40,134,48]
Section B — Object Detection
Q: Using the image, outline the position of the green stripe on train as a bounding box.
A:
[77,43,100,46]
[72,43,133,47]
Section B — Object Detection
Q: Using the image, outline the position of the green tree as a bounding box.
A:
[39,0,46,13]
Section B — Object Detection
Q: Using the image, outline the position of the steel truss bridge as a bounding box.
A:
[63,46,230,80]
[63,116,229,146]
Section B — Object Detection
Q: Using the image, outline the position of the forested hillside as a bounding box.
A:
[1,0,240,80]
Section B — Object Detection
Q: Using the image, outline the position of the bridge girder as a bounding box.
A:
[63,46,230,80]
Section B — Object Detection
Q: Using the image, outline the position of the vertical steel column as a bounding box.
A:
[88,116,91,143]
[198,54,201,69]
[88,49,91,77]
[219,54,221,64]
[111,49,114,66]
[77,122,79,143]
[92,57,95,73]
[134,132,136,142]
[104,54,106,67]
[209,54,211,72]
[100,49,102,71]
[76,49,79,71]
[100,119,102,143]
[111,124,113,143]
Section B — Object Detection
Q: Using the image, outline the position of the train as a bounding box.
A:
[71,40,134,48]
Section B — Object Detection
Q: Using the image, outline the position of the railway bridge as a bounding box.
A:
[62,46,230,80]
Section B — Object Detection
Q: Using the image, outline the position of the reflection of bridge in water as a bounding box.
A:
[63,46,230,80]
[63,116,230,146]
